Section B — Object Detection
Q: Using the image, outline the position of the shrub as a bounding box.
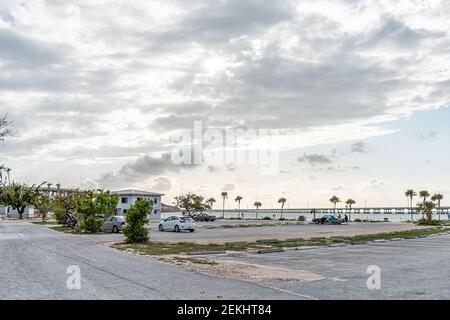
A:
[298,216,306,222]
[54,209,68,225]
[354,218,362,222]
[83,217,103,233]
[416,219,441,226]
[262,216,272,220]
[123,199,152,243]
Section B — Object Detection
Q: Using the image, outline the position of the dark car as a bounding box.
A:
[194,213,216,222]
[312,215,341,225]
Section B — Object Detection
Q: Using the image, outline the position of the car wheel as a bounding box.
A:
[189,229,195,233]
[174,225,180,233]
[158,224,164,232]
[112,226,118,233]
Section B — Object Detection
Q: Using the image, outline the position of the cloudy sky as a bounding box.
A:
[1,0,450,208]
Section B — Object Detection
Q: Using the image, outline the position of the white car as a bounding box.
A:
[158,216,196,233]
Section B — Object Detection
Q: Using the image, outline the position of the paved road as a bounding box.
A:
[0,221,302,300]
[82,222,426,244]
[200,234,450,299]
[2,221,449,299]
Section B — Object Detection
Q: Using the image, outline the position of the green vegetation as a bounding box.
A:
[76,190,118,233]
[416,219,442,226]
[278,197,287,220]
[253,201,262,220]
[0,182,45,219]
[123,199,152,243]
[175,193,210,218]
[112,227,448,256]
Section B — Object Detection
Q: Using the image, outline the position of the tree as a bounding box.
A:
[345,199,356,221]
[0,113,14,144]
[431,194,444,221]
[123,199,152,243]
[417,201,435,225]
[278,197,287,220]
[54,193,82,227]
[253,201,262,220]
[329,196,340,215]
[405,189,417,222]
[175,193,209,218]
[419,191,430,219]
[76,189,119,233]
[34,191,55,222]
[0,182,45,219]
[235,195,243,219]
[206,197,216,212]
[221,192,228,219]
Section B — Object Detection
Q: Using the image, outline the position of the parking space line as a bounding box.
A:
[256,283,320,300]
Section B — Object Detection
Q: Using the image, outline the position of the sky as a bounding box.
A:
[1,0,450,208]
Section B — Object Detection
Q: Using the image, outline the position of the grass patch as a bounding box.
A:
[111,227,448,256]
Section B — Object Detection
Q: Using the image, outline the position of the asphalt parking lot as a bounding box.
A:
[1,221,449,299]
[197,233,450,299]
[84,221,426,244]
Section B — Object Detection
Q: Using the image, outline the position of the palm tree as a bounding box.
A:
[404,189,417,222]
[278,197,287,220]
[329,196,340,215]
[206,197,216,213]
[431,194,444,221]
[253,201,262,220]
[419,191,430,219]
[235,196,243,219]
[221,192,228,219]
[345,199,355,222]
[417,201,435,225]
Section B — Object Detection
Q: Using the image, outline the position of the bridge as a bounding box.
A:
[211,206,450,215]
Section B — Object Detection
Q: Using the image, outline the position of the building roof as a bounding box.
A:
[113,189,164,196]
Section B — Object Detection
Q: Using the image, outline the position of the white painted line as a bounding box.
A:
[257,283,319,300]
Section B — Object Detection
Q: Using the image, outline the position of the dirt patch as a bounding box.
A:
[157,255,324,282]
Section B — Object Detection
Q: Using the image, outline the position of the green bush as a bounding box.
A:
[123,199,152,243]
[83,217,103,233]
[298,216,306,222]
[54,209,68,225]
[416,219,442,226]
[262,217,272,220]
[354,218,362,222]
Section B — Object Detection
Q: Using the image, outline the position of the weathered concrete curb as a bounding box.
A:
[187,250,226,256]
[329,243,347,247]
[295,246,319,250]
[372,239,386,243]
[390,238,403,241]
[351,241,368,245]
[257,248,284,254]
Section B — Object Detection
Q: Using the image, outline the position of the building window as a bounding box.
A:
[121,197,128,204]
[154,198,158,204]
[137,197,142,201]
[123,209,127,214]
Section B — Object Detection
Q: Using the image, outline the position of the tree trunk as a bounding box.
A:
[427,211,432,225]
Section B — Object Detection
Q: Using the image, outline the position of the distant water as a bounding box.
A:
[193,211,450,222]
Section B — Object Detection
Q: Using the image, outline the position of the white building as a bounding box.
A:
[113,189,163,220]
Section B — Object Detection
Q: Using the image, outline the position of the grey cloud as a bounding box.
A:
[416,131,438,140]
[150,176,172,191]
[97,153,197,187]
[0,29,64,66]
[351,142,366,153]
[298,153,332,166]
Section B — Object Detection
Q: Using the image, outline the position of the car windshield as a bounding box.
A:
[116,216,125,221]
